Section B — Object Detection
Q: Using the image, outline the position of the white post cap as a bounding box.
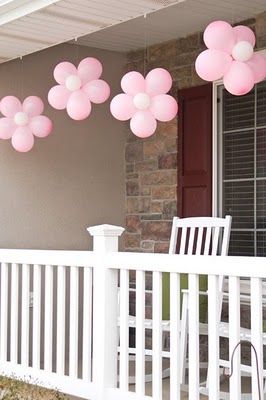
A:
[87,224,125,237]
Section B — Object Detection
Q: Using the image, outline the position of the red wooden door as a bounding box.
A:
[178,84,212,217]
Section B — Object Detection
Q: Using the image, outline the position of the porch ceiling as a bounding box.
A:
[0,0,265,63]
[78,0,266,52]
[0,0,182,63]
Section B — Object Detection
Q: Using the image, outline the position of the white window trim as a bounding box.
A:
[212,48,266,217]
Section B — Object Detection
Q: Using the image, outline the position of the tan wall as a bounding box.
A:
[0,43,126,250]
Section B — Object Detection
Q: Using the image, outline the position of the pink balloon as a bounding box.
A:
[110,94,135,121]
[29,115,53,138]
[246,53,266,83]
[204,21,235,53]
[195,49,232,81]
[78,57,103,85]
[145,68,172,95]
[48,85,70,110]
[233,25,256,47]
[150,94,178,122]
[0,117,16,139]
[23,96,44,117]
[83,79,110,103]
[130,110,157,138]
[11,127,34,152]
[54,62,77,85]
[66,90,91,120]
[121,71,145,95]
[223,61,254,96]
[0,96,22,117]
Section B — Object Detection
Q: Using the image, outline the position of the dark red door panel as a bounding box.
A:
[178,84,212,217]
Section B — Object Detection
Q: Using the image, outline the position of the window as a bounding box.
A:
[217,80,266,256]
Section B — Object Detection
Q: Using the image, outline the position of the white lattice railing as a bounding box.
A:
[0,224,265,400]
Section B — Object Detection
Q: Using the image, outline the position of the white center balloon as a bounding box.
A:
[232,41,254,62]
[14,111,29,126]
[133,92,151,110]
[65,75,82,91]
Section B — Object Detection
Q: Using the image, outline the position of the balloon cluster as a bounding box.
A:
[196,21,266,95]
[110,68,178,138]
[0,96,52,152]
[48,57,110,120]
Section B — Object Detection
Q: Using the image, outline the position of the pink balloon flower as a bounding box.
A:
[195,21,266,96]
[48,57,110,120]
[110,68,178,138]
[0,96,52,152]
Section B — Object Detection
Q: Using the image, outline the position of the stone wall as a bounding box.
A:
[124,12,266,255]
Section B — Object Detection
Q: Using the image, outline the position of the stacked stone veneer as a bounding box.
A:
[123,13,266,353]
[124,13,266,255]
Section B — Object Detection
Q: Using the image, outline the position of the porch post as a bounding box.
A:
[87,224,124,399]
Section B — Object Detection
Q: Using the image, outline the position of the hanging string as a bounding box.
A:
[223,340,262,400]
[20,56,24,100]
[143,13,148,76]
[74,37,79,65]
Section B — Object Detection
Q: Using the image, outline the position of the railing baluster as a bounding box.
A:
[82,267,92,382]
[0,263,8,362]
[21,263,30,366]
[10,263,19,363]
[33,264,41,369]
[188,273,199,400]
[250,277,263,398]
[44,265,53,372]
[119,268,129,391]
[57,265,66,375]
[69,266,79,378]
[208,274,220,400]
[229,276,241,400]
[136,270,145,395]
[170,272,180,400]
[152,271,162,400]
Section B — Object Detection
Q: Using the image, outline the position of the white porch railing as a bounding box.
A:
[0,224,264,400]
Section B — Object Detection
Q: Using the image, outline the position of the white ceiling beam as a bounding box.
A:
[0,0,62,26]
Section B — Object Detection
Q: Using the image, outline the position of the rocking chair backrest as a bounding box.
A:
[168,215,232,291]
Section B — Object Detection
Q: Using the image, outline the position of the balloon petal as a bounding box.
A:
[204,20,235,53]
[145,68,172,95]
[121,71,145,95]
[0,117,16,139]
[83,79,110,103]
[246,53,266,83]
[48,85,71,110]
[29,115,53,138]
[66,90,91,120]
[195,49,232,81]
[0,96,22,117]
[54,61,77,85]
[11,127,34,152]
[233,25,256,47]
[150,94,178,122]
[130,110,157,138]
[78,57,103,85]
[223,61,255,96]
[110,94,135,121]
[23,96,44,117]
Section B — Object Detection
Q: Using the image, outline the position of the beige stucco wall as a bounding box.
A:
[0,43,126,250]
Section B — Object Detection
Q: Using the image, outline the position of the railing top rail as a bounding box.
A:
[0,249,95,267]
[0,249,265,279]
[103,252,266,280]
